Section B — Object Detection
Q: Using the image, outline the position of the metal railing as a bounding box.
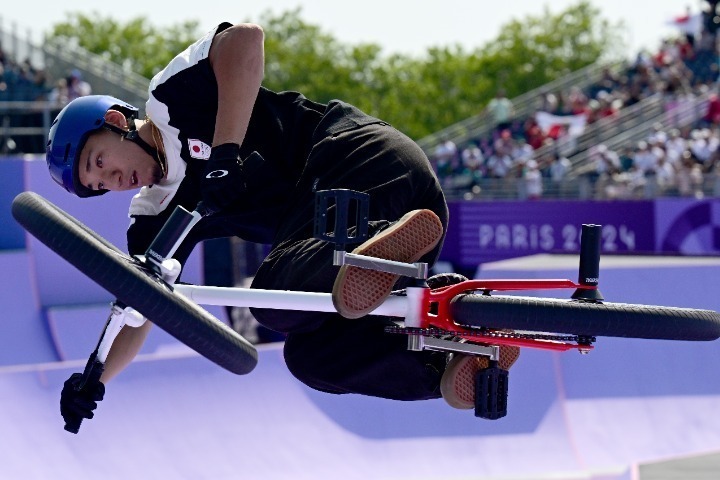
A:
[415,60,626,153]
[0,17,150,112]
[441,174,719,201]
[42,38,149,110]
[0,101,58,154]
[527,93,664,166]
[568,92,710,178]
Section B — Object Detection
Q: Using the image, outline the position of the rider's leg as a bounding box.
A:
[250,121,448,331]
[283,316,447,400]
[248,122,449,400]
[249,232,446,400]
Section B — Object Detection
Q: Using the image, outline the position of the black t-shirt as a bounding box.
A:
[126,22,381,265]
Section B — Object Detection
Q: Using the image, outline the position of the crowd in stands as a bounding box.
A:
[4,10,720,200]
[582,121,720,200]
[0,42,92,154]
[432,3,720,200]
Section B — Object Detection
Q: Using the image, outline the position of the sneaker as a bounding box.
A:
[440,346,521,410]
[332,209,443,319]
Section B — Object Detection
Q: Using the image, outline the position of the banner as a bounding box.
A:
[534,111,587,137]
[439,198,720,268]
[667,12,702,36]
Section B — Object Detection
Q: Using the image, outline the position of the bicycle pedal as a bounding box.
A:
[474,361,508,420]
[313,189,370,248]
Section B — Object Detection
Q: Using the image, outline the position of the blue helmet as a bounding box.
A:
[46,95,140,197]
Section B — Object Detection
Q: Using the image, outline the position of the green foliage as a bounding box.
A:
[45,1,625,139]
[47,12,201,78]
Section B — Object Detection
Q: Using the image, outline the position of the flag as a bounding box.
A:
[667,12,701,36]
[535,111,587,138]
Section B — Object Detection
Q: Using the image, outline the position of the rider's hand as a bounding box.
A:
[60,372,105,433]
[201,143,246,213]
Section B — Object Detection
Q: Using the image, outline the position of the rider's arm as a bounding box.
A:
[100,321,152,382]
[95,23,265,384]
[209,23,265,147]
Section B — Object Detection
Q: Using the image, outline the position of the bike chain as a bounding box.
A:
[384,325,595,344]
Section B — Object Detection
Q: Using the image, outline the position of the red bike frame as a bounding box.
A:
[422,279,599,352]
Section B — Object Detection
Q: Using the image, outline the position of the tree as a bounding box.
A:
[257,3,625,139]
[45,1,625,139]
[47,13,201,78]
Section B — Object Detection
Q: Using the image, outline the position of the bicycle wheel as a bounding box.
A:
[12,191,257,374]
[450,293,720,341]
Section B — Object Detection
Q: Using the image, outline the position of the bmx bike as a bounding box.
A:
[11,189,720,432]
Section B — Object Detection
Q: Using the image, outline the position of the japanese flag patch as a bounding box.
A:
[188,139,211,159]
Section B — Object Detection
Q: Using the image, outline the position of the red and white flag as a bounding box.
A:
[535,111,587,138]
[667,12,701,36]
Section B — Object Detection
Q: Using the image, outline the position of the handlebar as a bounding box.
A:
[145,151,265,269]
[63,151,266,434]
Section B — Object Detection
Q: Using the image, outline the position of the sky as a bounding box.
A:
[0,0,705,58]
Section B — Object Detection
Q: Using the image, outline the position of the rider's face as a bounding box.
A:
[77,111,163,193]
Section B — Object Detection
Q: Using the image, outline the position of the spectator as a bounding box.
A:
[594,91,619,119]
[442,141,483,194]
[523,159,543,200]
[701,93,720,127]
[689,128,714,165]
[460,141,485,176]
[549,152,572,183]
[618,146,635,171]
[486,89,514,133]
[524,117,546,149]
[493,128,514,157]
[665,128,687,164]
[485,148,513,179]
[432,137,459,188]
[427,5,720,200]
[633,141,661,197]
[655,154,676,194]
[511,137,534,165]
[67,69,92,101]
[676,150,704,197]
[48,78,69,108]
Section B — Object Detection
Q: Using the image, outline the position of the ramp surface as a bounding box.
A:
[0,255,719,479]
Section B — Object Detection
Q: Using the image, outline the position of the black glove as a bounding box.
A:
[201,143,246,213]
[60,371,105,433]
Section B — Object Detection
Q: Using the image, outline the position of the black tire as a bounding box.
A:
[450,293,720,341]
[12,191,257,375]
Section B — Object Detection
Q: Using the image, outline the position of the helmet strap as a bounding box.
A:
[104,121,166,177]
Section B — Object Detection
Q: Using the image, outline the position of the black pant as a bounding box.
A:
[250,123,449,401]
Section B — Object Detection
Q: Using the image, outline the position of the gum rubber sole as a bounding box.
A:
[332,209,443,319]
[440,346,520,410]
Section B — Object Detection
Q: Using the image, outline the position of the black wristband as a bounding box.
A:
[209,143,242,162]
